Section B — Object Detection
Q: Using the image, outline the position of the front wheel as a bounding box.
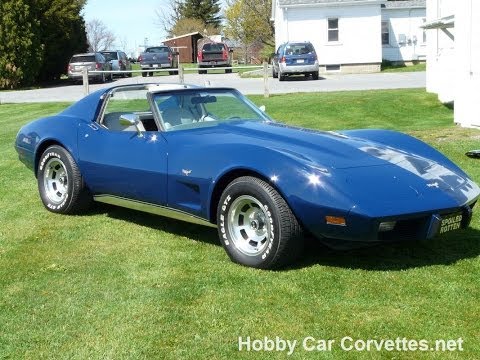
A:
[217,176,303,269]
[37,145,92,214]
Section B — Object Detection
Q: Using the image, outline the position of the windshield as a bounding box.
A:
[152,89,271,132]
[146,47,169,53]
[70,55,95,63]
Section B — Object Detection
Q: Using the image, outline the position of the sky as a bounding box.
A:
[82,0,227,56]
[82,0,173,55]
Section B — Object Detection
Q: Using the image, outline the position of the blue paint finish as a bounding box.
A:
[14,83,480,247]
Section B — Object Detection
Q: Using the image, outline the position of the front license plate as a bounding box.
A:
[439,213,463,234]
[297,59,305,64]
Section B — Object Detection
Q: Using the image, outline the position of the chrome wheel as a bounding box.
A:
[227,195,271,256]
[43,158,69,204]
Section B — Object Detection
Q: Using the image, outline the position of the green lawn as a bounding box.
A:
[1,89,479,359]
[131,63,260,77]
[381,61,426,73]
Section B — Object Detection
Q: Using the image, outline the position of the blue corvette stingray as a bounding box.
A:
[15,83,480,268]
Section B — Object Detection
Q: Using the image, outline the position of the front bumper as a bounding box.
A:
[307,200,477,248]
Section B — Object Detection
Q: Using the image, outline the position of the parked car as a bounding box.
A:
[14,83,480,269]
[100,50,132,77]
[67,52,112,83]
[197,40,233,74]
[138,46,178,77]
[272,41,320,81]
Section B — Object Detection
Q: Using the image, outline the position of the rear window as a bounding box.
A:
[284,43,315,56]
[146,47,169,53]
[202,43,225,52]
[70,55,96,63]
[101,52,118,61]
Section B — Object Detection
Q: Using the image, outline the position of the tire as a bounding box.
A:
[312,71,319,80]
[169,70,178,75]
[217,176,303,269]
[198,69,207,74]
[149,72,154,77]
[37,145,92,214]
[279,71,286,82]
[225,68,232,74]
[272,68,278,79]
[142,72,147,77]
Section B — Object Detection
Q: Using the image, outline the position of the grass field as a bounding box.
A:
[0,89,479,359]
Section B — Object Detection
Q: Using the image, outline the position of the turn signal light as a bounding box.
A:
[326,216,346,226]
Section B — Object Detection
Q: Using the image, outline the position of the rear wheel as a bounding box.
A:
[142,71,147,77]
[217,176,303,269]
[272,68,278,78]
[37,145,92,214]
[225,68,232,74]
[312,71,319,80]
[279,71,286,81]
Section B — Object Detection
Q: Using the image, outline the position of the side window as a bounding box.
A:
[328,18,339,42]
[101,88,156,131]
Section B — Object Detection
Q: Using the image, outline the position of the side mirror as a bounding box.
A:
[229,49,234,53]
[119,113,144,137]
[259,105,266,112]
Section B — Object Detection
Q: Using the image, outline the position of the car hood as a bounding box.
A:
[214,121,479,207]
[218,121,431,169]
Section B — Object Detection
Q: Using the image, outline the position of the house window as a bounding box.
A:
[328,18,339,42]
[381,21,390,45]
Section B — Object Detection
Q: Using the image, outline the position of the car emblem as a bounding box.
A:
[182,169,192,176]
[427,182,440,188]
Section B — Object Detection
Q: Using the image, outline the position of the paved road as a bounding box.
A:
[0,71,425,103]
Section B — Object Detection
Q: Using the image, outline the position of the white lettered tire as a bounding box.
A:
[37,145,92,214]
[217,176,303,269]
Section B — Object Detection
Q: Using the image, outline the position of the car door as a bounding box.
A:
[77,89,168,205]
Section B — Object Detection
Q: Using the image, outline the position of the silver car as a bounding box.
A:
[101,50,132,77]
[68,53,113,83]
[272,42,320,81]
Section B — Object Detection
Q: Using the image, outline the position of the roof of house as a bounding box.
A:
[163,32,203,43]
[278,0,385,7]
[382,0,425,9]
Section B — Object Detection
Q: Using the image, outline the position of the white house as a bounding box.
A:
[424,0,479,128]
[271,0,427,73]
[381,0,426,63]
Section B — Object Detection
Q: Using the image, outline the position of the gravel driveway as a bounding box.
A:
[0,71,425,103]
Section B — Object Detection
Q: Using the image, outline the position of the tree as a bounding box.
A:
[158,0,222,36]
[86,19,116,52]
[225,0,274,47]
[169,18,218,37]
[34,0,89,81]
[0,0,88,88]
[178,0,222,28]
[0,0,42,88]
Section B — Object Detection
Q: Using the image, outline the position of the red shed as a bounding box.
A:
[163,32,204,63]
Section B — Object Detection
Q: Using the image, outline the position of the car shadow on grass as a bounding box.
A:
[89,203,479,271]
[94,203,219,247]
[294,227,480,271]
